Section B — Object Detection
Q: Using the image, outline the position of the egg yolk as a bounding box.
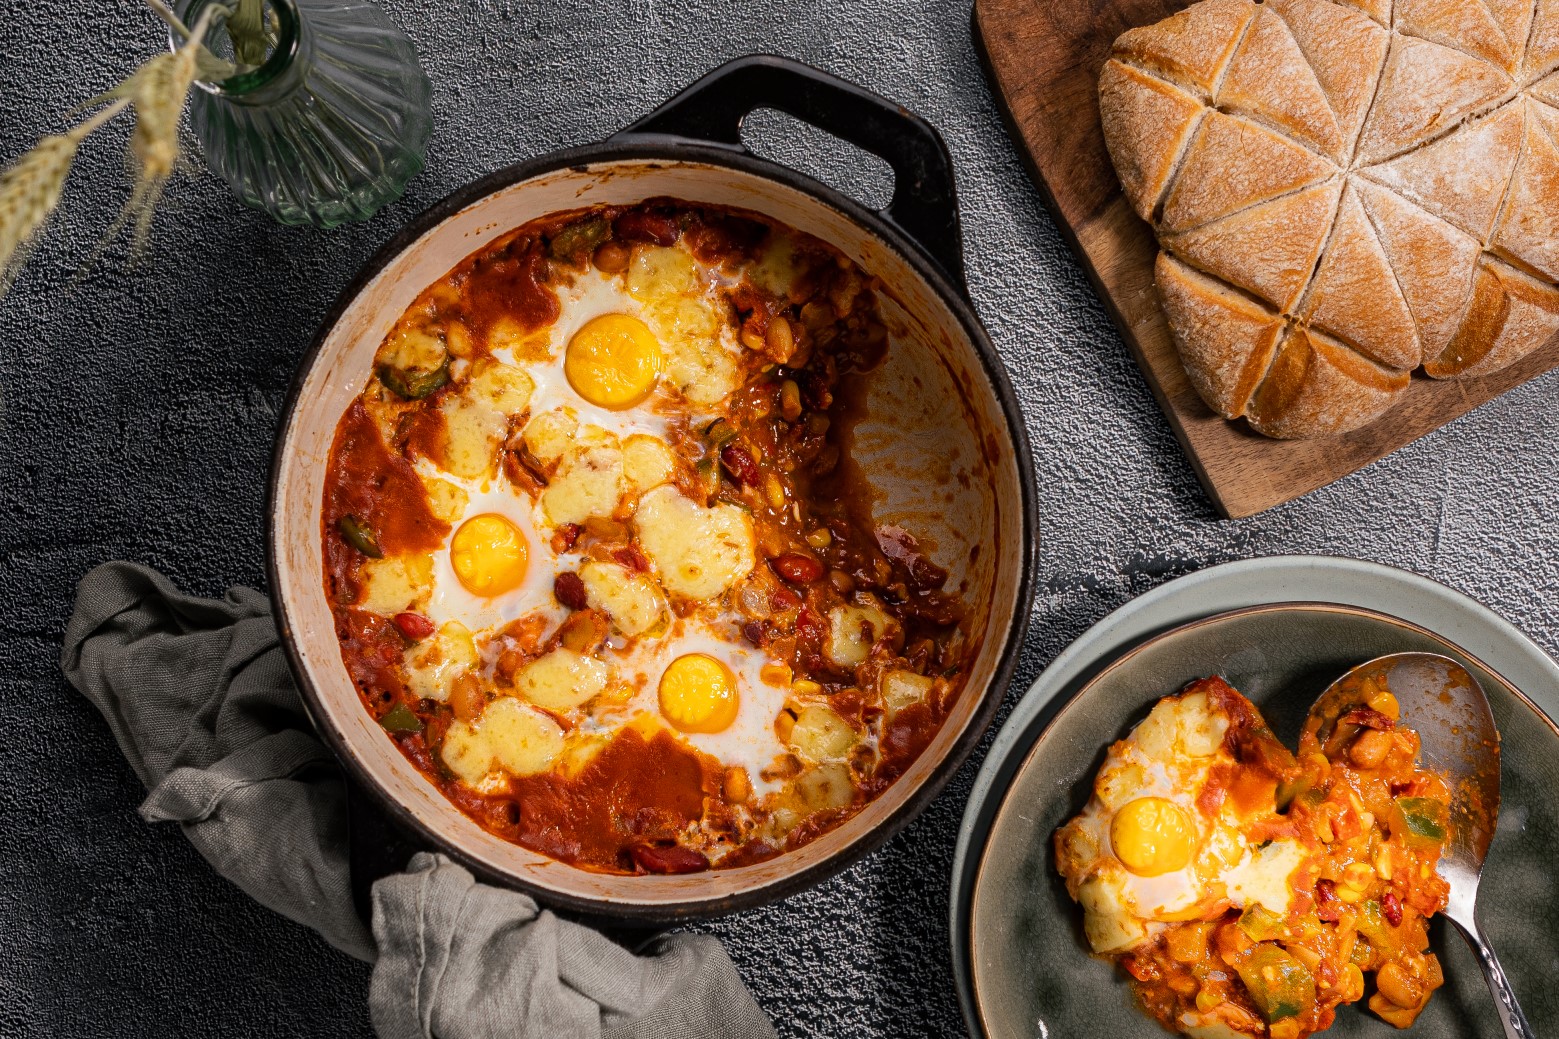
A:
[565,313,663,409]
[449,513,528,597]
[658,653,739,733]
[1110,797,1195,876]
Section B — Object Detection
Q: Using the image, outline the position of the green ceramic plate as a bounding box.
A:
[966,600,1559,1039]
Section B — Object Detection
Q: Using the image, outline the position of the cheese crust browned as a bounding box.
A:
[1101,0,1559,439]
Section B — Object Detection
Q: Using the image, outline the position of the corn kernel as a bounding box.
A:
[791,679,823,697]
[1271,1020,1301,1039]
[1337,885,1365,903]
[805,528,832,549]
[764,474,787,509]
[1373,846,1394,880]
[1343,963,1366,1002]
[1195,988,1222,1013]
[1368,690,1401,720]
[1343,862,1375,887]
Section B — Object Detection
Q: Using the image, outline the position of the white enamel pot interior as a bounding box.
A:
[270,125,1037,920]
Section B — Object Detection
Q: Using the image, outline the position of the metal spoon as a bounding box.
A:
[1306,652,1529,1038]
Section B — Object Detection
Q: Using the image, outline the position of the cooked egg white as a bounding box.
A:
[1055,689,1310,955]
[602,617,793,796]
[417,468,570,635]
[493,261,741,441]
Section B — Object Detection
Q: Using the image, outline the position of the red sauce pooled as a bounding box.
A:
[504,727,721,872]
[334,607,408,716]
[323,401,449,599]
[456,236,560,339]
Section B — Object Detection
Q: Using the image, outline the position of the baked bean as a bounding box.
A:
[1350,728,1392,768]
[591,239,630,274]
[1375,961,1419,1008]
[450,674,485,722]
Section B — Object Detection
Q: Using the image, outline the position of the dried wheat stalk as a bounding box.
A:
[0,0,269,296]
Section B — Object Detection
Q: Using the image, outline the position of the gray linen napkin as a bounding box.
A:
[60,561,775,1039]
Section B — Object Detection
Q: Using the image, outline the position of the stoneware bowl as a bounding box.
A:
[267,55,1038,921]
[969,602,1559,1037]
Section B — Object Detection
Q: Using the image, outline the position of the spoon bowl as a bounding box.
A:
[1308,652,1529,1038]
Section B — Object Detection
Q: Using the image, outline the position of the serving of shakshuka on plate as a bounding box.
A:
[1055,675,1454,1038]
[321,199,971,875]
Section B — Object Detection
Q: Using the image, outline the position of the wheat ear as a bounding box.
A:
[98,3,224,260]
[0,100,130,294]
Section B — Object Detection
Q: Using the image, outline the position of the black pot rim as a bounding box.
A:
[266,135,1040,922]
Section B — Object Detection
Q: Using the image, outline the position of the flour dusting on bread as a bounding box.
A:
[1101,0,1559,439]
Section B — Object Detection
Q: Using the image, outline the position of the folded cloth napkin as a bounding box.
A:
[60,561,775,1039]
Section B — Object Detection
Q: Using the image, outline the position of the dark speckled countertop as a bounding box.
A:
[2,2,1557,1037]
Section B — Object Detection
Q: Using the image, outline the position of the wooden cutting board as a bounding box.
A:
[973,0,1559,519]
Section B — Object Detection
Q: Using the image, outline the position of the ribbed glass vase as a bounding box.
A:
[178,0,433,228]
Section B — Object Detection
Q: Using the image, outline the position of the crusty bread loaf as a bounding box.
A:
[1100,0,1559,439]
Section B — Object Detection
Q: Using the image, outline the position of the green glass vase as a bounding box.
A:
[179,0,433,228]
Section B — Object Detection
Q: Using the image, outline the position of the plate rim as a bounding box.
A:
[949,554,1559,1039]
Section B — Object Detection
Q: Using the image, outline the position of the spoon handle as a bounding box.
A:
[1449,915,1533,1039]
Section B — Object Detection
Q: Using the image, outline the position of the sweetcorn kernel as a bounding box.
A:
[1368,690,1401,721]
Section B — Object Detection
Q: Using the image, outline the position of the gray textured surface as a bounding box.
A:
[1,1,1556,1037]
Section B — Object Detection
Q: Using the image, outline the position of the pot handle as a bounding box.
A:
[612,54,967,290]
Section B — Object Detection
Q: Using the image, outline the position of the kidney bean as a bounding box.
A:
[719,444,760,487]
[742,621,767,647]
[772,553,824,584]
[392,612,435,640]
[769,585,802,610]
[629,843,709,874]
[1315,879,1342,922]
[553,572,588,610]
[1382,891,1404,927]
[796,607,822,643]
[614,209,680,246]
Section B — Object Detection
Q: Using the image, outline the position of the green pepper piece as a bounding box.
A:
[378,703,422,733]
[1357,899,1395,946]
[1238,903,1289,942]
[694,458,721,499]
[548,216,611,264]
[338,514,383,558]
[378,356,450,400]
[1397,796,1448,846]
[1275,776,1307,811]
[703,418,738,446]
[1236,943,1316,1023]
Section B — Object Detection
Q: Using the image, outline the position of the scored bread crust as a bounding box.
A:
[1102,0,1559,439]
[1248,327,1410,438]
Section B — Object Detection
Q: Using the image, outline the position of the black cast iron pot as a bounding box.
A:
[269,54,1038,921]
